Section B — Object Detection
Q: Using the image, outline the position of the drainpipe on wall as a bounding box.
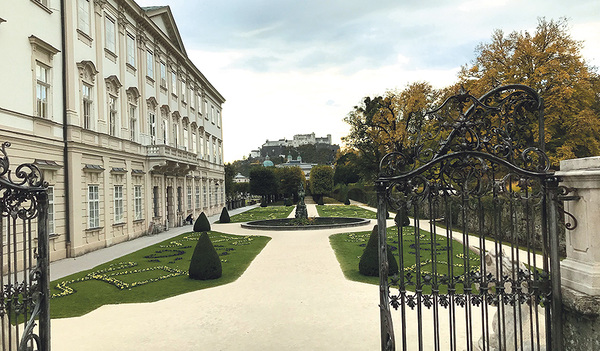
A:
[60,0,72,256]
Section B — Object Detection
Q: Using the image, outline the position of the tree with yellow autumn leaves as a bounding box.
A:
[341,18,599,179]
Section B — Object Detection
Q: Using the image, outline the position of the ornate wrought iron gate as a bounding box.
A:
[0,142,50,351]
[376,85,566,351]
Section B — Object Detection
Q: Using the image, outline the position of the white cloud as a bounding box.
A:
[138,0,600,162]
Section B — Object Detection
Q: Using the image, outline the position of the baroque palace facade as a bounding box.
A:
[0,0,225,261]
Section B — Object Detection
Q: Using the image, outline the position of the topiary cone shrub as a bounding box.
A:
[219,207,230,223]
[394,211,410,227]
[344,197,350,205]
[189,232,222,280]
[359,225,399,277]
[193,212,211,232]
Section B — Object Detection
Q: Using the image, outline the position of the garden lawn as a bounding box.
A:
[316,205,377,219]
[228,205,294,223]
[329,225,481,293]
[50,231,270,318]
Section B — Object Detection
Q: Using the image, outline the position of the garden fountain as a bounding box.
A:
[241,183,370,230]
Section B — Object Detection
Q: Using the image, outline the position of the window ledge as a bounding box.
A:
[85,227,104,232]
[104,48,117,63]
[31,0,52,14]
[77,29,93,47]
[133,219,145,224]
[126,63,137,75]
[113,222,126,227]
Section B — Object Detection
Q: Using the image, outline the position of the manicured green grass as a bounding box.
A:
[228,205,294,223]
[50,231,270,318]
[316,205,378,219]
[329,226,481,292]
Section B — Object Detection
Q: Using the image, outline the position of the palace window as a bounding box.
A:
[195,185,200,208]
[171,71,177,96]
[183,125,188,151]
[181,79,186,103]
[162,118,168,145]
[173,122,179,149]
[160,61,166,88]
[105,16,116,53]
[127,89,139,142]
[82,83,93,129]
[114,185,123,223]
[153,186,159,217]
[149,111,156,144]
[134,185,143,220]
[129,103,137,141]
[187,186,192,210]
[192,132,197,154]
[108,95,117,136]
[126,34,136,67]
[36,63,49,118]
[146,51,154,78]
[77,0,91,35]
[88,185,100,228]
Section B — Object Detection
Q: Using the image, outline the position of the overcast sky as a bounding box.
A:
[136,0,600,162]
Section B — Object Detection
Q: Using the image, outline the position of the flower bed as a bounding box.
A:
[50,231,270,318]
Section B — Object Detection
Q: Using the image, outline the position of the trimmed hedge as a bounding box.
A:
[219,207,231,223]
[359,225,399,277]
[188,232,222,280]
[193,212,211,232]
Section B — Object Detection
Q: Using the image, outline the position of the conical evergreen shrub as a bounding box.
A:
[193,212,211,232]
[394,211,410,227]
[359,225,399,277]
[344,196,350,205]
[219,207,231,223]
[189,232,222,280]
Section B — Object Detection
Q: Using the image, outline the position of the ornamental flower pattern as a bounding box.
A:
[51,232,257,299]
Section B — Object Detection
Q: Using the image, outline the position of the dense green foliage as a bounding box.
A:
[358,225,399,276]
[219,207,230,223]
[194,212,211,232]
[224,163,236,199]
[458,18,600,165]
[189,232,222,280]
[309,165,334,202]
[249,166,278,198]
[274,166,306,202]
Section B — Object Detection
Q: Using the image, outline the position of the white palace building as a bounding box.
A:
[0,0,225,261]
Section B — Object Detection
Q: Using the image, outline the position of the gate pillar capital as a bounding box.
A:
[557,156,600,295]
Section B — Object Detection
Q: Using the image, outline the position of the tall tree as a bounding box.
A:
[249,166,278,204]
[458,17,600,165]
[224,163,236,200]
[342,82,439,181]
[274,166,306,202]
[309,165,334,203]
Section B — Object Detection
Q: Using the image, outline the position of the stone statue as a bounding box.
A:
[295,183,308,219]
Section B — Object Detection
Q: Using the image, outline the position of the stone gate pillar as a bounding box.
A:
[556,156,600,350]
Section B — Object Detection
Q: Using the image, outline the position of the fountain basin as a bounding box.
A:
[241,217,370,231]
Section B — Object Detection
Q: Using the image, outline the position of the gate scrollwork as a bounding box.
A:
[0,142,50,351]
[376,85,564,351]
